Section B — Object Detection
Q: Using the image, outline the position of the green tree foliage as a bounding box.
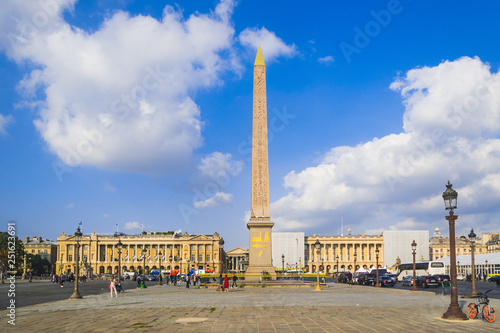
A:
[26,253,51,275]
[0,231,25,275]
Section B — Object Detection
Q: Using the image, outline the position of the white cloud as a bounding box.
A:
[0,114,13,135]
[3,0,241,174]
[239,27,297,63]
[194,191,232,208]
[124,221,141,230]
[104,180,116,192]
[318,56,334,64]
[272,57,500,235]
[103,213,110,218]
[198,152,243,177]
[64,203,74,209]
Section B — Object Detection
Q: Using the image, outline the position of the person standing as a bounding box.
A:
[110,276,118,298]
[223,274,229,293]
[232,273,238,289]
[136,275,141,289]
[186,274,190,289]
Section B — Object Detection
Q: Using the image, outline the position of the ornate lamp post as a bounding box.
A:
[411,240,419,291]
[142,247,147,287]
[116,239,123,282]
[281,254,285,277]
[485,260,488,278]
[314,239,322,291]
[22,254,27,279]
[70,226,83,299]
[157,251,163,286]
[336,255,339,283]
[375,248,380,287]
[468,229,477,297]
[442,181,467,320]
[353,252,357,284]
[59,254,63,275]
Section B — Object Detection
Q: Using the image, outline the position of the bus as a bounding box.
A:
[397,261,445,281]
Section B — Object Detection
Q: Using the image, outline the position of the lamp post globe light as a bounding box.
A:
[70,226,83,299]
[410,240,419,291]
[441,181,467,320]
[142,248,147,287]
[468,228,477,297]
[157,251,163,286]
[116,239,123,282]
[336,255,339,283]
[375,248,380,288]
[314,239,322,291]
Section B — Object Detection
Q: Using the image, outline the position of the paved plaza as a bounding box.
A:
[3,282,500,332]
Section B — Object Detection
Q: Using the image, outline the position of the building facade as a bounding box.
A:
[383,230,429,266]
[304,232,384,273]
[429,227,487,261]
[23,236,58,270]
[272,232,305,271]
[226,247,248,272]
[56,231,225,276]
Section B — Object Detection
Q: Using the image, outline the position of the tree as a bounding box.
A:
[26,253,51,275]
[0,231,25,275]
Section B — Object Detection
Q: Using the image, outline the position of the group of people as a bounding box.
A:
[109,276,124,297]
[219,273,238,292]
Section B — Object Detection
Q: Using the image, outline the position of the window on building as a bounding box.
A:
[191,245,196,251]
[199,255,203,262]
[83,255,87,262]
[31,250,34,253]
[206,255,210,262]
[68,255,73,261]
[206,245,211,250]
[69,245,73,250]
[83,245,88,250]
[199,245,203,251]
[191,255,195,262]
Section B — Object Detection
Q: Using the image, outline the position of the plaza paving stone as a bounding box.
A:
[3,283,500,332]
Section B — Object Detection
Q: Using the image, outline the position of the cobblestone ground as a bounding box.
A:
[3,284,499,332]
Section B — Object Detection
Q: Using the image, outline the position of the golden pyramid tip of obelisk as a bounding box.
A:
[254,45,265,66]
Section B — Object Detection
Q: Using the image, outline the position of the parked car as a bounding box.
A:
[145,274,157,281]
[338,272,352,283]
[357,273,376,286]
[386,274,398,283]
[415,275,439,288]
[402,275,414,286]
[378,275,395,287]
[433,274,450,286]
[488,275,500,285]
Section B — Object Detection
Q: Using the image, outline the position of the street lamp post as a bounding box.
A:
[157,251,163,286]
[336,255,339,283]
[469,229,477,297]
[142,248,147,287]
[411,240,419,291]
[281,254,285,278]
[442,181,467,320]
[353,252,357,284]
[375,249,380,287]
[70,226,83,299]
[485,260,488,278]
[23,254,27,279]
[116,239,123,283]
[314,239,322,291]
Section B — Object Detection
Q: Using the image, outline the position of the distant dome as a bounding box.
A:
[431,226,443,239]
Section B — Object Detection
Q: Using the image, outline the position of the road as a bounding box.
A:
[1,277,498,310]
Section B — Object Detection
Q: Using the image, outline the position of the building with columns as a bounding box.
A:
[56,231,226,276]
[429,226,487,261]
[304,232,384,273]
[226,247,248,272]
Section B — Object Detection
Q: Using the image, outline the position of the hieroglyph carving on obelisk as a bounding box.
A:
[251,45,270,219]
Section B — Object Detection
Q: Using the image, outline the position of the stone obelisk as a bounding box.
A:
[246,46,276,280]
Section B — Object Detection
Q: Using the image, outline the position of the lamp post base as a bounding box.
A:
[314,285,322,291]
[70,291,82,299]
[410,285,419,291]
[442,305,468,320]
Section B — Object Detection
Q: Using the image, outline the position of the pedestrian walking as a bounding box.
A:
[223,274,229,293]
[232,273,238,289]
[136,275,141,289]
[186,275,190,289]
[110,276,118,298]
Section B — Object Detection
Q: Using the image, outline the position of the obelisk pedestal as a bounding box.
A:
[245,46,277,281]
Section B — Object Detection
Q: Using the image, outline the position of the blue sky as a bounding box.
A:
[2,0,500,250]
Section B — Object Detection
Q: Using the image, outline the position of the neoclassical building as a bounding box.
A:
[226,247,248,272]
[56,231,226,276]
[304,232,384,273]
[429,226,487,261]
